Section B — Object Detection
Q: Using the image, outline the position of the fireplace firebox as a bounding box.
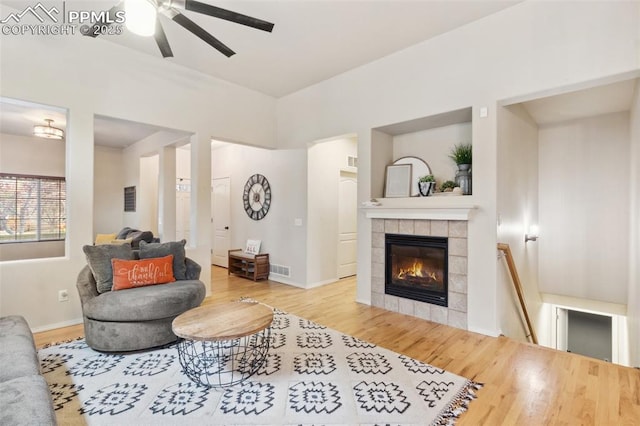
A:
[385,234,448,307]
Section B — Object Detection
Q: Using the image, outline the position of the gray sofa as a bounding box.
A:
[77,257,206,352]
[0,315,57,425]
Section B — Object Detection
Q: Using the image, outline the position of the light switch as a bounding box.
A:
[480,107,488,118]
[294,218,303,227]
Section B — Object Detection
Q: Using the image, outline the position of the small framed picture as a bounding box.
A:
[384,164,412,198]
[245,239,262,255]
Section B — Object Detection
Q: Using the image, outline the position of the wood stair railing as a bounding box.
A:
[497,243,538,344]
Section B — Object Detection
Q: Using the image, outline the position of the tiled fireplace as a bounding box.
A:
[371,218,468,330]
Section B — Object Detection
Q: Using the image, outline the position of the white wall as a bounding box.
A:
[628,82,640,368]
[393,123,471,187]
[0,31,276,330]
[538,112,630,305]
[212,144,308,286]
[307,136,357,285]
[93,146,125,235]
[0,133,66,260]
[496,104,542,343]
[0,133,65,176]
[276,1,639,335]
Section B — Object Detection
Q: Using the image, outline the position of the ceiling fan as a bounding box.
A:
[86,0,275,58]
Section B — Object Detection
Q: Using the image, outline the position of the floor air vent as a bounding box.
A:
[270,264,291,277]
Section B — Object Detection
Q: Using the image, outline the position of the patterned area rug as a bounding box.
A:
[39,305,482,425]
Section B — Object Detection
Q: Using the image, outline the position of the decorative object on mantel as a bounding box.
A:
[384,164,412,197]
[432,187,463,196]
[449,143,472,195]
[418,174,436,196]
[392,156,432,196]
[361,199,382,207]
[440,180,458,192]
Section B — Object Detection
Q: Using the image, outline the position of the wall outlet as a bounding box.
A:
[58,289,69,302]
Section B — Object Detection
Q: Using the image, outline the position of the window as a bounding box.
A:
[0,173,66,243]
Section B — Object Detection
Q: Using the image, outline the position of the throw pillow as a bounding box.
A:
[116,227,134,240]
[109,238,133,245]
[94,233,117,245]
[139,239,187,280]
[111,255,175,290]
[83,243,134,293]
[127,230,155,249]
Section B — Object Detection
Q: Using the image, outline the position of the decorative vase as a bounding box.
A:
[455,164,472,195]
[418,181,435,196]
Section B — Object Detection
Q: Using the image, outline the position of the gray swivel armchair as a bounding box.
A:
[76,257,206,352]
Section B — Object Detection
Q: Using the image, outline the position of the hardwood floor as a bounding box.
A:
[34,266,640,425]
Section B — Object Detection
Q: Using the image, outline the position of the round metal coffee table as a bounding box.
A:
[171,301,273,388]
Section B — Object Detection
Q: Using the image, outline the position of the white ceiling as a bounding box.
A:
[521,79,637,126]
[1,1,636,147]
[61,0,521,98]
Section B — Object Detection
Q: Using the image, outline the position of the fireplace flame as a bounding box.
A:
[396,260,438,282]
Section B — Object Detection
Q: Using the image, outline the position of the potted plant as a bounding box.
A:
[448,143,472,195]
[448,143,472,168]
[439,180,458,192]
[418,174,436,196]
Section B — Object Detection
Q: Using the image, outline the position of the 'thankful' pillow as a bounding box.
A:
[111,255,175,290]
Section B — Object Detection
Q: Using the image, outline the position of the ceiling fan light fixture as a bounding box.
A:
[33,119,64,140]
[125,0,157,36]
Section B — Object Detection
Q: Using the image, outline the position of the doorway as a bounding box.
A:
[211,177,230,267]
[553,305,620,363]
[338,170,357,278]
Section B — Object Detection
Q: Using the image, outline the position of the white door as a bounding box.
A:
[338,171,357,278]
[212,177,230,267]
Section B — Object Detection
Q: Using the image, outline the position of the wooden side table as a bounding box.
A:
[172,301,274,388]
[228,249,270,281]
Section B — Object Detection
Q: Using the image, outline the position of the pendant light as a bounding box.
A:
[33,119,64,140]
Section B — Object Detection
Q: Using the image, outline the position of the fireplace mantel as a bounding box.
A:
[362,196,477,221]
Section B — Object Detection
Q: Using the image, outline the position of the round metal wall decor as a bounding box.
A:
[243,174,271,220]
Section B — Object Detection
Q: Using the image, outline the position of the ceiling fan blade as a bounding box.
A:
[179,0,274,32]
[154,19,174,57]
[84,1,124,38]
[160,8,235,57]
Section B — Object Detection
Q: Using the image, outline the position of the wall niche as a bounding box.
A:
[371,107,473,200]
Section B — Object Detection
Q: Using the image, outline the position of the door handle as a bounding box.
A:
[224,226,229,230]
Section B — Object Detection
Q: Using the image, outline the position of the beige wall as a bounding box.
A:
[93,146,125,235]
[307,136,358,285]
[538,112,630,305]
[496,104,541,343]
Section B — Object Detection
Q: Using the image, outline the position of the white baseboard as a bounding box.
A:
[467,326,501,337]
[267,275,305,288]
[31,317,83,334]
[305,278,339,289]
